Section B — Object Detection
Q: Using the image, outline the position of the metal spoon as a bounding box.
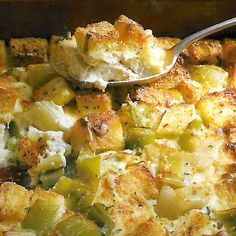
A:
[105,17,236,86]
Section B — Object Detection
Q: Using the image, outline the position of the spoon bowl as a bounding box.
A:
[105,17,236,86]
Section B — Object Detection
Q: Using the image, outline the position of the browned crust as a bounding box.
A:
[114,15,147,43]
[222,38,236,66]
[183,39,222,65]
[18,138,46,167]
[0,86,18,113]
[75,91,112,116]
[131,86,182,107]
[148,63,190,89]
[198,89,236,106]
[70,110,124,154]
[9,38,48,62]
[0,182,33,221]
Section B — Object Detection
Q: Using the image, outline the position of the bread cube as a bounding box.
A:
[0,40,8,74]
[34,76,75,105]
[197,90,236,128]
[9,38,48,66]
[76,21,118,63]
[148,63,190,89]
[183,39,222,65]
[157,103,196,137]
[222,38,236,66]
[178,78,205,103]
[75,91,112,117]
[18,138,45,167]
[131,86,183,106]
[228,65,236,92]
[70,110,124,154]
[156,103,196,138]
[0,87,18,124]
[0,182,33,221]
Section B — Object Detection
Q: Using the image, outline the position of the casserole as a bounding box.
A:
[0,1,235,235]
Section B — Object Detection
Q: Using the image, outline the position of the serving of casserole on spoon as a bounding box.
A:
[50,15,236,89]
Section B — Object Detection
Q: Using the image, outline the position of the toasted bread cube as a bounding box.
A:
[70,110,124,154]
[148,63,190,89]
[173,210,218,235]
[114,165,159,202]
[75,15,166,82]
[49,35,88,83]
[0,76,32,101]
[75,91,112,117]
[183,39,222,65]
[0,182,33,221]
[0,40,8,74]
[228,65,236,92]
[27,64,57,88]
[0,87,18,124]
[33,76,75,106]
[156,103,196,137]
[127,218,166,236]
[222,38,236,66]
[18,138,45,167]
[94,166,159,234]
[197,90,236,128]
[0,87,17,113]
[178,78,205,103]
[9,38,48,66]
[75,21,118,63]
[131,86,183,106]
[114,15,147,43]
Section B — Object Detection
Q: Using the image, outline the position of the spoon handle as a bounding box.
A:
[173,17,236,54]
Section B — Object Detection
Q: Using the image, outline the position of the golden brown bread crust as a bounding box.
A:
[148,63,190,89]
[0,182,65,224]
[125,218,167,236]
[94,165,159,235]
[228,65,236,92]
[76,21,119,56]
[183,39,222,65]
[75,90,112,116]
[0,182,33,222]
[0,87,17,114]
[222,38,236,66]
[18,138,46,167]
[131,86,183,107]
[70,110,124,154]
[9,38,48,66]
[197,89,236,128]
[114,15,147,43]
[75,15,148,56]
[172,210,217,236]
[178,78,204,103]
